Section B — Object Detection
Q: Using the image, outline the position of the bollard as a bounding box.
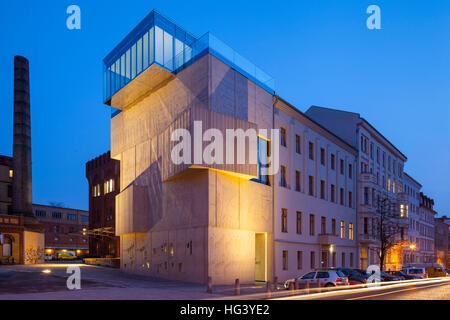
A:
[207,276,212,293]
[273,276,278,291]
[294,278,299,290]
[266,281,272,299]
[289,282,295,296]
[305,281,310,294]
[317,279,321,293]
[234,278,240,296]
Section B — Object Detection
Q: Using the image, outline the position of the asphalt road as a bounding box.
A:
[284,279,450,300]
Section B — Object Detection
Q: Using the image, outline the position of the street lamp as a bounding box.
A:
[409,244,416,264]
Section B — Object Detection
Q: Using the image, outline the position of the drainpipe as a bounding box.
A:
[272,94,278,283]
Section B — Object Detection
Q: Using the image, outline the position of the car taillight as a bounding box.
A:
[336,278,343,282]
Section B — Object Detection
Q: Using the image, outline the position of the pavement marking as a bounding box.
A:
[345,282,448,300]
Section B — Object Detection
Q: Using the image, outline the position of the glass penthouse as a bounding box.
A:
[103,10,275,113]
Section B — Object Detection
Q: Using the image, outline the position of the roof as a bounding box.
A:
[308,105,407,161]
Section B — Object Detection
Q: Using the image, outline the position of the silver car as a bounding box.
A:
[284,270,349,289]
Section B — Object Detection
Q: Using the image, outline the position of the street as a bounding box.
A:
[0,263,449,300]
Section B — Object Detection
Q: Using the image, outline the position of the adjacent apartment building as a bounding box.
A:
[102,10,359,284]
[305,106,410,270]
[86,151,120,258]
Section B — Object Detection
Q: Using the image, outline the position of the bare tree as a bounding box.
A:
[373,195,406,271]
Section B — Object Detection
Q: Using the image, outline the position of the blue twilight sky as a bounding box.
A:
[0,1,449,214]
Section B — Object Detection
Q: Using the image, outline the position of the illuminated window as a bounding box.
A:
[340,221,345,239]
[400,204,405,218]
[349,223,354,240]
[105,178,115,194]
[9,170,13,178]
[93,184,101,197]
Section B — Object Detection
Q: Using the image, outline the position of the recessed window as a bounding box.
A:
[349,223,354,240]
[295,170,301,192]
[93,184,101,197]
[331,154,335,170]
[297,251,303,270]
[280,127,287,147]
[340,221,345,239]
[282,250,288,270]
[320,180,325,199]
[52,212,62,219]
[280,165,287,188]
[105,178,115,194]
[308,142,314,160]
[330,184,335,203]
[308,176,314,196]
[320,148,325,166]
[281,209,288,233]
[309,214,315,236]
[295,135,301,154]
[296,212,302,234]
[9,170,13,178]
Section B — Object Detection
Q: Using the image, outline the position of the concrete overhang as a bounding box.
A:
[105,64,175,110]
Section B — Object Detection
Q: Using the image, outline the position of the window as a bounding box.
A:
[308,142,314,160]
[295,171,301,192]
[53,226,59,233]
[257,137,271,186]
[320,148,325,165]
[340,159,344,175]
[281,209,288,233]
[317,271,330,279]
[348,192,352,208]
[67,214,76,221]
[377,148,380,163]
[280,127,286,147]
[302,272,315,280]
[321,216,326,234]
[93,184,101,197]
[280,165,287,187]
[105,178,115,194]
[320,180,325,199]
[332,252,336,268]
[364,187,369,205]
[330,184,335,203]
[9,170,13,178]
[364,218,368,234]
[81,215,89,222]
[7,185,12,198]
[52,212,62,219]
[296,212,302,234]
[36,210,46,217]
[340,221,345,239]
[308,176,314,196]
[332,219,336,235]
[331,154,335,170]
[295,135,301,154]
[342,252,346,267]
[310,251,316,269]
[297,251,303,269]
[309,214,315,236]
[282,250,288,270]
[350,253,354,267]
[340,188,344,205]
[349,223,354,240]
[348,164,352,179]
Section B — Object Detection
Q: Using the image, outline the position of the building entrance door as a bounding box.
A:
[255,233,266,282]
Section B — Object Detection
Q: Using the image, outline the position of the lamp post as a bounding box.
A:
[409,244,416,264]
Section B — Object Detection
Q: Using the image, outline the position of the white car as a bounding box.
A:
[401,267,427,279]
[284,270,349,289]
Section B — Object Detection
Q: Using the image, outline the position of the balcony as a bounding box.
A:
[397,192,409,202]
[359,233,378,244]
[318,233,339,246]
[104,10,275,112]
[358,172,377,186]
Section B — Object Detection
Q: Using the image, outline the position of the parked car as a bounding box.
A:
[284,270,349,289]
[403,263,447,278]
[401,267,427,279]
[379,271,402,281]
[386,270,421,280]
[57,252,78,260]
[323,268,368,284]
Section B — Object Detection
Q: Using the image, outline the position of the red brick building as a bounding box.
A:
[86,151,120,258]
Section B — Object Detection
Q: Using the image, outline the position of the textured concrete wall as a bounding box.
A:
[112,53,275,284]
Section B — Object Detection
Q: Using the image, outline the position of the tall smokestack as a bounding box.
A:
[12,56,33,217]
